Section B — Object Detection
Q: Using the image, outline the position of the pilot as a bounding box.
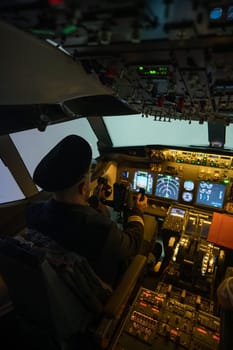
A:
[217,276,233,350]
[26,134,148,287]
[217,276,233,309]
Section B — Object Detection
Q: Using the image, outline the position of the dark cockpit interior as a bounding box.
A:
[1,1,233,350]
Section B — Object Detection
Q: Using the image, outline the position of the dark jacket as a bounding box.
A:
[26,199,144,286]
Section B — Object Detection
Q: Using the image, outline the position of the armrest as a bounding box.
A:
[104,254,147,319]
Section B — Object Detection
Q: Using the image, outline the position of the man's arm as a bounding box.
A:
[217,276,233,309]
[101,193,148,260]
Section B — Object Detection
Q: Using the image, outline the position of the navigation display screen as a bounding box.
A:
[132,170,153,194]
[195,181,226,209]
[155,173,180,201]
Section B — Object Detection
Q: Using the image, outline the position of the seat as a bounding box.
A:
[0,236,146,350]
[219,309,233,350]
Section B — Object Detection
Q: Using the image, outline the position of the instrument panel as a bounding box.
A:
[117,146,233,213]
[110,146,232,350]
[107,145,233,350]
[112,284,220,350]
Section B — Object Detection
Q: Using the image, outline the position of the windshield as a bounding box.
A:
[103,115,209,147]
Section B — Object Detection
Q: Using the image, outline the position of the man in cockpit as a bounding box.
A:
[26,134,149,287]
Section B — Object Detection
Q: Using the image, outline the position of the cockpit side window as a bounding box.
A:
[10,118,99,189]
[0,159,24,204]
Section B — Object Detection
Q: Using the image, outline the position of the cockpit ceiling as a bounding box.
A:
[1,0,233,126]
[0,20,136,134]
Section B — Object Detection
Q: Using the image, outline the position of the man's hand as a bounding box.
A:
[134,193,148,213]
[94,184,105,200]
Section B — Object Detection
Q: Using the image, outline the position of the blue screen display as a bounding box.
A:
[155,173,180,201]
[210,7,223,20]
[227,6,233,21]
[132,170,153,195]
[195,181,226,209]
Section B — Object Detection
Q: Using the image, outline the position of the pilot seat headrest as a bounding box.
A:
[33,134,92,192]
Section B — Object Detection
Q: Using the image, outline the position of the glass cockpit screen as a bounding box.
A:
[195,181,226,209]
[155,173,180,201]
[132,170,153,194]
